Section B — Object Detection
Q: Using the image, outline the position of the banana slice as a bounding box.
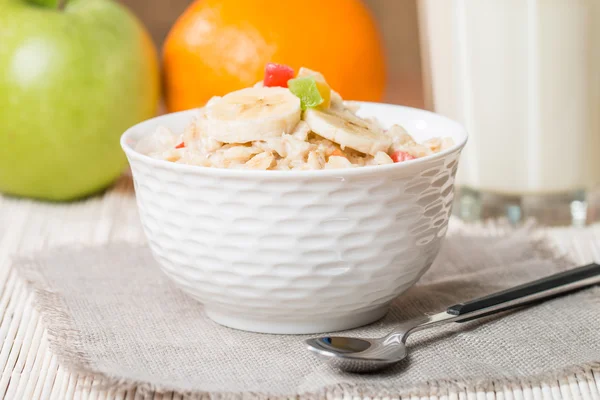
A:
[198,87,301,143]
[303,108,392,156]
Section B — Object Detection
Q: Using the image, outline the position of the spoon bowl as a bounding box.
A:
[306,336,406,372]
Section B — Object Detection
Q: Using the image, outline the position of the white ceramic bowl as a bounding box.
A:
[121,102,468,334]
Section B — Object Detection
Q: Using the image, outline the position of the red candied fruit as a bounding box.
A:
[263,62,295,88]
[390,150,415,163]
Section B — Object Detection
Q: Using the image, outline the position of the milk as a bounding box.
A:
[418,0,600,196]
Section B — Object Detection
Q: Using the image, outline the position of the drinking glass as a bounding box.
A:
[418,0,600,225]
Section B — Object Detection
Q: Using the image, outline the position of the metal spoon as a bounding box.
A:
[306,262,600,373]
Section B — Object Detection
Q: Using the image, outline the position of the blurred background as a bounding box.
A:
[2,0,597,227]
[120,0,426,108]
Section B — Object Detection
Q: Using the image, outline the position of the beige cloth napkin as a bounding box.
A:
[14,224,600,399]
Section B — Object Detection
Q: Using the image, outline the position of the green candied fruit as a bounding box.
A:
[287,77,324,110]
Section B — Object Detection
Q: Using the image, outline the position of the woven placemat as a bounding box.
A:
[14,224,600,399]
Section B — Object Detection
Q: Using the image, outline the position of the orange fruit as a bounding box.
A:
[162,0,386,112]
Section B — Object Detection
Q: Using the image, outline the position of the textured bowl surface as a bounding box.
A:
[121,103,468,334]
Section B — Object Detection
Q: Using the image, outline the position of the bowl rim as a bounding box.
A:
[120,101,468,178]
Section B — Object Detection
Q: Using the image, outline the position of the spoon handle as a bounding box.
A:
[446,262,600,322]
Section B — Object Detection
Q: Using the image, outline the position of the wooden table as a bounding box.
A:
[1,175,599,399]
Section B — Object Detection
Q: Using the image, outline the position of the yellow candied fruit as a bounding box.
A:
[314,80,331,109]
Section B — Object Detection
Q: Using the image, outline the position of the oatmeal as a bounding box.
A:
[137,63,454,170]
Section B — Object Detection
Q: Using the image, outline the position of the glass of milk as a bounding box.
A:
[418,0,600,226]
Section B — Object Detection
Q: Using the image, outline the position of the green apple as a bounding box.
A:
[0,0,159,201]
